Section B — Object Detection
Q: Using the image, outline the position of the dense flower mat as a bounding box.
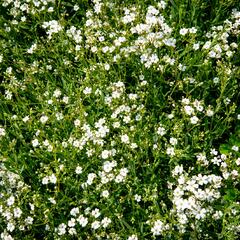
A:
[0,0,240,239]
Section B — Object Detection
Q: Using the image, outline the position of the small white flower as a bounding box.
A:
[70,207,80,217]
[232,145,239,152]
[166,147,175,156]
[74,119,81,127]
[91,220,100,230]
[101,150,110,159]
[32,139,39,147]
[57,223,66,235]
[13,207,22,218]
[128,235,138,240]
[121,134,129,144]
[213,77,219,84]
[0,127,6,137]
[101,217,111,228]
[193,43,200,50]
[134,194,141,202]
[53,89,61,98]
[104,64,110,71]
[7,196,15,206]
[190,116,199,124]
[179,28,188,35]
[157,126,166,136]
[68,218,76,227]
[42,176,49,185]
[23,116,30,122]
[73,4,79,11]
[91,208,101,218]
[184,105,194,115]
[83,87,92,95]
[170,137,178,146]
[236,158,240,166]
[101,190,110,198]
[40,115,48,124]
[25,216,34,225]
[49,174,57,184]
[206,109,214,117]
[75,166,83,174]
[77,215,88,227]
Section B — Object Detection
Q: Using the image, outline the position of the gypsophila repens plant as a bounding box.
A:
[0,0,240,239]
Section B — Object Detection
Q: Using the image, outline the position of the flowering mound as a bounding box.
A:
[0,0,240,239]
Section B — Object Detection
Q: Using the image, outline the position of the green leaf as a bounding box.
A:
[219,144,231,154]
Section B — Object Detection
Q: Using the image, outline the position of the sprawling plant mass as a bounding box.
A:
[0,0,240,239]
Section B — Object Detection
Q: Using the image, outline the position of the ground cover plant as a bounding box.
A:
[0,0,240,239]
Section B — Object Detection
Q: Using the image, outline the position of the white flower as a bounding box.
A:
[7,196,15,206]
[170,137,178,146]
[101,150,110,159]
[77,215,88,227]
[49,174,57,184]
[206,109,214,116]
[13,207,22,218]
[70,207,79,217]
[151,220,165,236]
[103,161,113,173]
[75,166,83,174]
[53,89,61,98]
[73,4,79,11]
[134,194,141,202]
[91,220,100,230]
[101,217,111,228]
[32,139,39,147]
[40,115,48,124]
[23,116,30,122]
[166,147,175,156]
[42,176,49,185]
[104,64,110,71]
[121,134,129,144]
[83,87,92,95]
[43,139,49,146]
[7,222,15,232]
[91,208,101,218]
[0,127,6,136]
[232,145,239,152]
[128,235,138,240]
[190,116,199,124]
[179,28,188,35]
[101,190,110,198]
[157,126,166,136]
[131,143,138,149]
[189,27,197,34]
[69,227,77,235]
[74,119,81,127]
[25,216,34,225]
[184,105,194,115]
[68,218,76,227]
[120,168,128,177]
[236,158,240,166]
[58,223,66,235]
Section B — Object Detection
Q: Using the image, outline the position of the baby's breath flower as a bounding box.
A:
[0,127,6,137]
[91,220,100,230]
[121,134,130,144]
[190,116,199,124]
[75,166,83,174]
[32,139,39,147]
[179,28,188,35]
[101,190,110,198]
[40,115,48,124]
